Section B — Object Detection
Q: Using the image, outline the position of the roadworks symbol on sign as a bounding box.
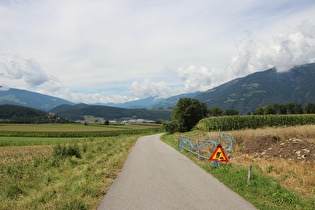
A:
[209,144,229,162]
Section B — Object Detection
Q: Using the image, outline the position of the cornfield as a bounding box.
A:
[197,114,315,131]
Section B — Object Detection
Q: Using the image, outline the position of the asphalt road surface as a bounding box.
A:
[98,134,256,210]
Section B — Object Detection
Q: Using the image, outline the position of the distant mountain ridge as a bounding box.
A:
[151,92,201,108]
[50,104,171,121]
[195,63,315,114]
[97,92,201,109]
[0,88,74,111]
[94,96,164,108]
[1,63,314,115]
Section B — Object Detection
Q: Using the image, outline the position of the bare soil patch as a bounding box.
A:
[229,128,315,197]
[242,135,315,161]
[242,135,279,154]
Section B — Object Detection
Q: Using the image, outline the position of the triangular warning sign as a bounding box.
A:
[209,144,229,162]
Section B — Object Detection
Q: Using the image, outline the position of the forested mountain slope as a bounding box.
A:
[195,63,315,114]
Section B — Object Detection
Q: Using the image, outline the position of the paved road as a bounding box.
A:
[98,134,256,210]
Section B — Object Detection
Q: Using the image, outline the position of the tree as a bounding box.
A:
[287,103,303,114]
[278,104,288,114]
[224,109,239,116]
[263,105,276,115]
[295,103,304,114]
[171,98,208,132]
[162,121,178,134]
[273,104,281,114]
[208,107,223,117]
[253,107,263,115]
[104,120,109,125]
[287,103,296,114]
[305,103,315,114]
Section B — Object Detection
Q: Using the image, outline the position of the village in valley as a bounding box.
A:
[78,118,155,124]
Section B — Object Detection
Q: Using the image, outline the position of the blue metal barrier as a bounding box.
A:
[176,133,233,166]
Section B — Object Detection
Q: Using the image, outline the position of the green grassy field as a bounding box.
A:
[0,137,95,147]
[0,135,140,209]
[0,123,159,132]
[0,123,164,138]
[0,123,163,209]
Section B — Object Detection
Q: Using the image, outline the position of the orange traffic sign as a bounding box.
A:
[209,144,229,162]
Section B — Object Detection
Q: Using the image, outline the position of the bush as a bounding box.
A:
[52,144,81,159]
[163,121,178,134]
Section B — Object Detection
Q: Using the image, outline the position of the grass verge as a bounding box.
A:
[161,133,315,210]
[0,134,146,209]
[0,137,96,147]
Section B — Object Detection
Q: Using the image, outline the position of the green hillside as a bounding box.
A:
[195,63,315,114]
[0,88,74,111]
[152,92,201,108]
[0,104,62,123]
[1,63,314,116]
[51,104,172,121]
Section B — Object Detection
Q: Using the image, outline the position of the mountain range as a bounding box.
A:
[95,92,201,109]
[195,63,315,114]
[0,88,74,111]
[49,103,172,121]
[1,63,314,116]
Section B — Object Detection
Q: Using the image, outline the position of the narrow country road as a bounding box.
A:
[97,134,256,210]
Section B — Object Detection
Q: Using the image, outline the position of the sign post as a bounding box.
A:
[209,144,229,162]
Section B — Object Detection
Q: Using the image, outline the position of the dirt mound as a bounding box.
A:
[242,135,279,153]
[262,138,315,161]
[242,136,315,161]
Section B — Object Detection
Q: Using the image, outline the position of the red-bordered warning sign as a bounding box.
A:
[209,144,229,162]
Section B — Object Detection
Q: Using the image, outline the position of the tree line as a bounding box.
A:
[208,103,315,116]
[0,104,69,124]
[163,98,315,134]
[252,103,315,115]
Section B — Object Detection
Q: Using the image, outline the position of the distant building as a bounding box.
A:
[80,120,95,124]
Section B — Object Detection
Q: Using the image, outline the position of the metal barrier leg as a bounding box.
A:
[212,161,219,166]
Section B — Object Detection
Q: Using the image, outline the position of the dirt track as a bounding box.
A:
[97,134,256,210]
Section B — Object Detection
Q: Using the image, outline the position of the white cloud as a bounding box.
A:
[128,79,175,99]
[177,66,214,92]
[0,1,315,103]
[53,88,137,104]
[0,54,60,89]
[227,21,315,75]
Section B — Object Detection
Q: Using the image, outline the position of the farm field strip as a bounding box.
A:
[197,114,315,131]
[0,123,164,146]
[0,122,164,209]
[0,123,151,132]
[0,123,164,138]
[0,137,98,147]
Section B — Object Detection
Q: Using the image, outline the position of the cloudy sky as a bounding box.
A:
[1,0,315,104]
